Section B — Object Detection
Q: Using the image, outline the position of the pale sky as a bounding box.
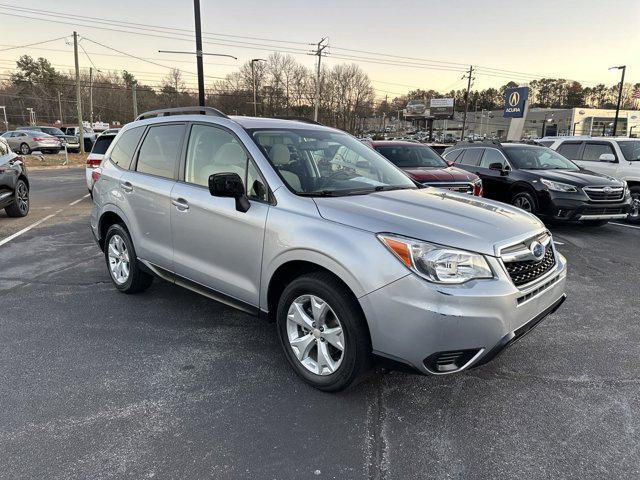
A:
[0,0,638,100]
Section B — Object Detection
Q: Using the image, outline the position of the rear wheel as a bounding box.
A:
[19,143,30,155]
[276,272,372,392]
[104,224,153,294]
[511,191,537,214]
[5,179,29,217]
[628,187,640,224]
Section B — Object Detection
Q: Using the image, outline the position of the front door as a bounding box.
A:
[477,147,511,201]
[170,123,270,307]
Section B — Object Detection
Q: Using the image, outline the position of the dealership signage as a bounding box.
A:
[430,98,454,119]
[503,87,529,118]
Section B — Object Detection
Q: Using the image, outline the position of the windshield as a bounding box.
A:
[503,145,579,170]
[618,141,640,161]
[248,128,416,196]
[375,144,447,168]
[91,135,115,155]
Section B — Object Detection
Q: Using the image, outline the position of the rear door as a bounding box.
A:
[118,123,186,271]
[453,147,484,175]
[170,123,270,306]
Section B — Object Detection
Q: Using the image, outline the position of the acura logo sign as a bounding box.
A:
[508,91,520,107]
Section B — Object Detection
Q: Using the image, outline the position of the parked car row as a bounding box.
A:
[90,107,567,392]
[0,125,97,155]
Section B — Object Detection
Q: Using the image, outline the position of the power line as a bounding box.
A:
[0,35,69,52]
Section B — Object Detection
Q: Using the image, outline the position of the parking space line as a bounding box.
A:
[0,214,57,247]
[69,194,90,206]
[610,222,640,230]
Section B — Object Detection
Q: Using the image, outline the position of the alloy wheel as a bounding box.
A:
[630,193,640,221]
[16,182,28,214]
[107,234,130,285]
[286,294,345,376]
[513,196,533,212]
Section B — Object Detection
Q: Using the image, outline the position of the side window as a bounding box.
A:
[459,148,483,166]
[109,126,144,169]
[443,149,462,162]
[480,148,507,168]
[185,124,247,187]
[136,124,185,178]
[556,142,582,160]
[246,160,268,202]
[582,143,616,161]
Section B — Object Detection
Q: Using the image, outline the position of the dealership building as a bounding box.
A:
[460,107,640,139]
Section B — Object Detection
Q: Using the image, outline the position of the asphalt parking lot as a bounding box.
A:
[1,168,639,480]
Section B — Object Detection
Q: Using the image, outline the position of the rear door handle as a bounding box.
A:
[171,198,189,211]
[120,181,133,193]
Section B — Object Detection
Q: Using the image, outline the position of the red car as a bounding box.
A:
[371,140,483,196]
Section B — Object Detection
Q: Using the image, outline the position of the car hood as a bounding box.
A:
[402,166,478,182]
[524,168,622,186]
[313,188,543,256]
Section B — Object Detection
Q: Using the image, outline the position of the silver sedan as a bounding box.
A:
[1,130,62,154]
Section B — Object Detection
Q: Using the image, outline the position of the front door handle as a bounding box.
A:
[120,181,133,193]
[171,198,189,211]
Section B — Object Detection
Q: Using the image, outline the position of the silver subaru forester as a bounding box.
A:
[91,107,567,391]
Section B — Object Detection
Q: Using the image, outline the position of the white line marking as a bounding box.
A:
[69,193,90,206]
[610,222,640,230]
[0,214,56,247]
[553,241,565,245]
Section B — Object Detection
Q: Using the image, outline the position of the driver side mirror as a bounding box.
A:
[489,162,509,175]
[208,172,250,212]
[598,153,616,162]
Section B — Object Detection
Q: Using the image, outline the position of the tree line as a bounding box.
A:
[0,54,638,132]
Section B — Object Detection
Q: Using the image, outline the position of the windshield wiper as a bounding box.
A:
[297,190,343,197]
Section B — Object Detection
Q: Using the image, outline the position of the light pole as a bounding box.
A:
[630,125,637,137]
[251,58,266,116]
[572,120,582,136]
[0,106,7,131]
[609,65,626,136]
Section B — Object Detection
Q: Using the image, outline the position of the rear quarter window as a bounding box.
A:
[459,148,483,166]
[109,127,144,169]
[556,142,582,160]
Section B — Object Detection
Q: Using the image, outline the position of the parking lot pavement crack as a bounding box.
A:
[365,375,389,480]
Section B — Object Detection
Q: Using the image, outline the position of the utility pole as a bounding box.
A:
[57,92,64,124]
[312,38,328,122]
[132,81,138,119]
[89,67,94,127]
[0,106,7,131]
[73,31,85,154]
[610,65,626,136]
[250,59,266,116]
[193,0,205,106]
[460,65,474,141]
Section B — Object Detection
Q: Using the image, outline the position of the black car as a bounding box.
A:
[443,142,631,226]
[0,138,29,217]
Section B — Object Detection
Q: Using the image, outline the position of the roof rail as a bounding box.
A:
[272,116,323,125]
[135,106,228,122]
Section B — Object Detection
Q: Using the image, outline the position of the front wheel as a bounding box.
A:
[276,272,372,392]
[104,224,153,294]
[628,187,640,224]
[5,179,29,217]
[511,191,537,214]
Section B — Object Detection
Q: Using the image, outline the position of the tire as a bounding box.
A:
[4,179,29,218]
[104,223,153,294]
[628,186,640,224]
[19,143,30,155]
[580,220,609,227]
[511,191,537,214]
[276,272,372,392]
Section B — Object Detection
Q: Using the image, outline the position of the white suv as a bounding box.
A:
[549,137,640,223]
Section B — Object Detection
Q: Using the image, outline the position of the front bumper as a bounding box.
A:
[538,190,631,221]
[359,251,567,374]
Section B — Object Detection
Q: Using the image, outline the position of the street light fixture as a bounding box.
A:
[250,58,266,117]
[609,65,626,137]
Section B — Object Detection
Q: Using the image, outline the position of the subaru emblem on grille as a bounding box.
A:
[603,186,612,194]
[530,241,545,261]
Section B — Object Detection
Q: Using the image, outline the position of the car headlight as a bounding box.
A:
[540,178,577,192]
[377,234,493,284]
